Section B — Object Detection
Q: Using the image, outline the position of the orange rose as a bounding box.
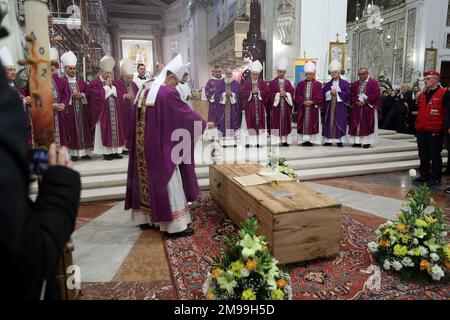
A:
[246,259,257,271]
[205,292,216,300]
[211,268,222,279]
[420,260,430,271]
[379,239,391,247]
[277,279,288,289]
[395,224,409,233]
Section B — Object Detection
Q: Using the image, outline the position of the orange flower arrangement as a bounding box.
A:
[211,268,222,279]
[205,292,216,300]
[246,259,257,271]
[277,279,288,289]
[379,239,390,247]
[395,224,409,233]
[420,260,430,271]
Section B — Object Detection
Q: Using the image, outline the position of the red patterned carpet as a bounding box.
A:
[164,193,450,300]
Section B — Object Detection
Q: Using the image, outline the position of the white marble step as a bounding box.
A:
[44,157,448,203]
[32,150,423,192]
[296,158,448,181]
[381,133,416,140]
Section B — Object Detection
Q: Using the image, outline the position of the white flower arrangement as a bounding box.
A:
[203,218,292,300]
[368,175,449,282]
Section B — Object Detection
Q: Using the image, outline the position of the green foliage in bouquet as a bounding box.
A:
[368,181,449,282]
[267,149,298,179]
[203,219,292,300]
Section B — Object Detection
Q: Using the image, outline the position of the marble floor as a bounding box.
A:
[72,170,450,300]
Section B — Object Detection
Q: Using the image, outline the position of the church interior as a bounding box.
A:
[0,0,449,301]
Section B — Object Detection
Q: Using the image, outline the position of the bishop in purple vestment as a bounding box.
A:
[215,67,241,136]
[203,66,225,125]
[295,61,324,146]
[51,71,70,150]
[125,54,206,237]
[349,68,382,148]
[240,60,269,147]
[114,59,139,150]
[322,61,351,147]
[61,51,93,160]
[269,58,295,146]
[88,56,126,160]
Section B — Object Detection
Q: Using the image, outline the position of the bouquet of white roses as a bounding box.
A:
[368,170,449,282]
[203,219,293,300]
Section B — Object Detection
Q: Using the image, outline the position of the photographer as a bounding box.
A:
[0,62,81,299]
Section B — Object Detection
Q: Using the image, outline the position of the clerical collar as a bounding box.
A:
[252,80,258,85]
[138,75,147,80]
[224,78,232,84]
[66,75,77,81]
[9,81,15,87]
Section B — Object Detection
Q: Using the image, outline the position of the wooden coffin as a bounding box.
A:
[209,164,342,264]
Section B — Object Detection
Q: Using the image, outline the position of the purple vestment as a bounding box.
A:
[322,78,351,140]
[240,79,269,133]
[125,85,206,223]
[63,76,94,152]
[214,79,241,135]
[114,79,139,147]
[88,77,125,148]
[204,78,224,123]
[52,73,70,148]
[349,78,382,137]
[295,79,323,135]
[269,78,295,136]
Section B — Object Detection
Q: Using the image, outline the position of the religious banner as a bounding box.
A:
[294,58,318,86]
[121,38,154,73]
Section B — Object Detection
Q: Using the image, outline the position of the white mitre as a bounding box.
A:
[276,57,289,71]
[100,55,116,72]
[0,47,14,68]
[329,60,341,73]
[304,61,316,73]
[61,51,77,68]
[120,59,135,76]
[248,60,263,73]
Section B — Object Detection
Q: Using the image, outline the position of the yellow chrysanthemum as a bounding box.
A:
[393,244,408,257]
[271,289,285,300]
[241,289,256,300]
[230,261,244,278]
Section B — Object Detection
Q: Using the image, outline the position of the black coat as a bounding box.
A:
[0,64,81,300]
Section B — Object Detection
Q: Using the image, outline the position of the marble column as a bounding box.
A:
[191,0,209,90]
[264,0,275,80]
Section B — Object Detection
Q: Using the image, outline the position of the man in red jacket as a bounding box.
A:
[415,71,450,187]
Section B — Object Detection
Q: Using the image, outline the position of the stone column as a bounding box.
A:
[264,0,275,80]
[191,0,210,90]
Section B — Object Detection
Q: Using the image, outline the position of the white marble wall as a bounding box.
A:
[298,0,348,82]
[347,0,450,86]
